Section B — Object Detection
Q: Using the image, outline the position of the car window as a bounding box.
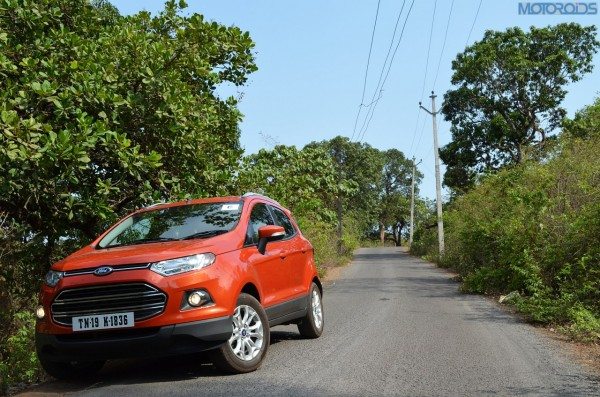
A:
[270,206,296,237]
[245,203,275,245]
[98,202,243,248]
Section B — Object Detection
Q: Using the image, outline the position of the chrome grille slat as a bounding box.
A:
[51,283,167,327]
[52,303,165,316]
[51,291,164,305]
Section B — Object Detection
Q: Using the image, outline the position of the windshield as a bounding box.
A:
[97,202,243,248]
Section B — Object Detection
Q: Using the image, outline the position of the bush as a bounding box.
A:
[413,130,600,341]
[0,311,43,395]
[296,215,359,277]
[410,226,438,260]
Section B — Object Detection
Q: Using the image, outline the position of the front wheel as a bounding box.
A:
[39,358,104,380]
[297,282,324,338]
[211,293,270,373]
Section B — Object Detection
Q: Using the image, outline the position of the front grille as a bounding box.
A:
[51,283,167,327]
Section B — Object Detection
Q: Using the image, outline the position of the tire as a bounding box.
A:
[297,282,324,338]
[211,293,270,373]
[39,358,104,380]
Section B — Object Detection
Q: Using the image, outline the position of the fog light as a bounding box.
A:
[188,291,208,307]
[35,305,45,320]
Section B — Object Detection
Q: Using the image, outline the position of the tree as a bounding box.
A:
[377,149,421,246]
[236,145,339,222]
[440,23,599,193]
[562,97,600,140]
[0,0,257,271]
[306,136,383,251]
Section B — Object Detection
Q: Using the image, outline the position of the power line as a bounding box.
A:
[419,0,437,102]
[408,0,437,157]
[351,0,382,141]
[465,0,483,48]
[432,0,455,91]
[355,0,407,141]
[356,0,416,143]
[413,114,429,159]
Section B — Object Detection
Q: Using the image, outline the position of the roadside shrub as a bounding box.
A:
[0,311,43,395]
[297,215,359,276]
[409,226,437,259]
[563,305,600,341]
[413,130,600,341]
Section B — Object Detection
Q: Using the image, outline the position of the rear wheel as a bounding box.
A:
[211,293,270,373]
[39,358,104,380]
[297,282,324,338]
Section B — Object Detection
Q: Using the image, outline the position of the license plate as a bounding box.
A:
[72,312,134,332]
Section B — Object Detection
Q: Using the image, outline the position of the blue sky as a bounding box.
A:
[112,0,600,199]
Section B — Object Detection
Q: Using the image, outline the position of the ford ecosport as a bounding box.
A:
[35,193,324,378]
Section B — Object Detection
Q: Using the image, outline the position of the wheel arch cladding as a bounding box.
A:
[312,277,323,296]
[241,282,261,303]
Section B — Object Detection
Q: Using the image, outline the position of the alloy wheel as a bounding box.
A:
[229,304,264,361]
[312,289,323,330]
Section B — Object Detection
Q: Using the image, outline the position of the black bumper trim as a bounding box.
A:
[36,316,232,362]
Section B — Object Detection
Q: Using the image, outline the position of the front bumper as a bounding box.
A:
[36,316,232,362]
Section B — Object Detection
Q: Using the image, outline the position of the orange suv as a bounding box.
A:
[35,193,324,378]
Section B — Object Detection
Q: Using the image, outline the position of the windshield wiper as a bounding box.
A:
[181,230,229,240]
[106,237,179,248]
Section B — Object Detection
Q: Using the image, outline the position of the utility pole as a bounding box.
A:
[419,91,445,256]
[409,157,422,247]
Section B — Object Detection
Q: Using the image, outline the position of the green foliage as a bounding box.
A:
[237,143,361,272]
[295,216,356,274]
[415,102,600,340]
[562,97,600,139]
[441,23,599,193]
[306,137,384,242]
[0,311,42,395]
[377,149,421,246]
[0,0,256,272]
[237,139,418,269]
[237,145,339,222]
[0,1,256,392]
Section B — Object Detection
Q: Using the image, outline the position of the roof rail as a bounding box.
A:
[241,192,280,205]
[144,201,168,208]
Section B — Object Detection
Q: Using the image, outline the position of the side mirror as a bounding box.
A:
[257,225,285,255]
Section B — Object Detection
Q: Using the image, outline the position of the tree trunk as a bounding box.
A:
[379,222,385,246]
[397,220,406,246]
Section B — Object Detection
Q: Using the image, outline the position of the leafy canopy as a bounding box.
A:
[377,149,421,245]
[562,97,600,140]
[306,137,383,231]
[440,23,599,193]
[0,0,256,263]
[237,145,340,223]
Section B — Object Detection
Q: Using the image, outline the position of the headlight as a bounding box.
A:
[45,270,64,287]
[150,253,216,276]
[35,305,46,319]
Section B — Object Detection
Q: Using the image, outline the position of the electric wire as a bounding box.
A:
[432,0,455,90]
[351,0,382,141]
[408,0,438,157]
[465,0,483,48]
[355,0,407,141]
[356,0,416,143]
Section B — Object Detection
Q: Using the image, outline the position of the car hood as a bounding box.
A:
[52,238,233,272]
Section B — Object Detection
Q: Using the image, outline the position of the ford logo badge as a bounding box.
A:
[94,266,113,276]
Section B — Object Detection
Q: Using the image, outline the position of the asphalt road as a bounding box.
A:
[26,247,599,396]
